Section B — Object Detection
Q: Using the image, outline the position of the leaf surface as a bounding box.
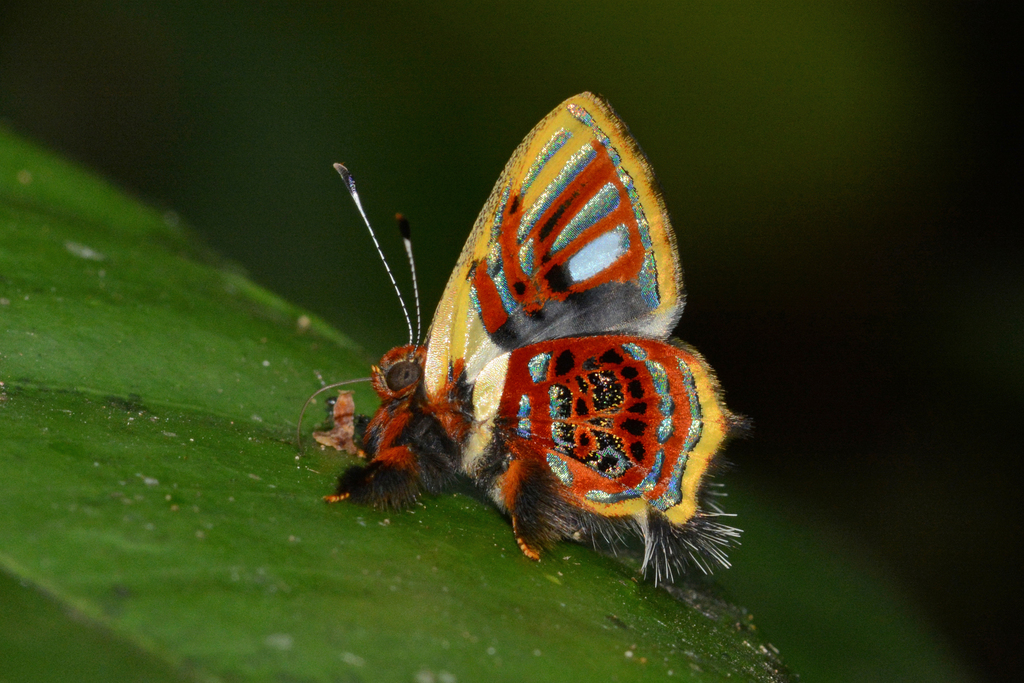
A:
[0,125,968,682]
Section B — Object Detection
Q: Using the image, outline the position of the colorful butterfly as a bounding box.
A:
[324,92,741,581]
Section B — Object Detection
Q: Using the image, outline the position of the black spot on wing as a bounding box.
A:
[627,379,644,399]
[600,349,624,365]
[554,350,575,376]
[544,264,569,293]
[629,441,646,462]
[621,418,646,436]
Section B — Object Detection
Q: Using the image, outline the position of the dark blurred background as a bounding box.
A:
[1,1,1019,680]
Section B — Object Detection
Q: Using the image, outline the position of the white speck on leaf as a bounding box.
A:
[340,652,364,666]
[264,633,293,651]
[64,241,105,261]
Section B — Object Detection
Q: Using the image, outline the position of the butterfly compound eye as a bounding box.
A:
[385,361,422,392]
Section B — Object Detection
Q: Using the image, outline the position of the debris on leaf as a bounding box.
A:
[313,390,362,456]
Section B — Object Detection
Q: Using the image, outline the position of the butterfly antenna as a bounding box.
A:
[333,163,414,345]
[296,376,371,456]
[395,213,422,343]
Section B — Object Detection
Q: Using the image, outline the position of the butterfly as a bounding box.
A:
[323,92,741,581]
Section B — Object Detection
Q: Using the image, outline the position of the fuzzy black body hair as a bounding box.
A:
[469,420,740,583]
[335,388,462,509]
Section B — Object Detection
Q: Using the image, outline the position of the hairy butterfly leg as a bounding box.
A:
[496,439,581,561]
[327,404,463,509]
[326,444,422,509]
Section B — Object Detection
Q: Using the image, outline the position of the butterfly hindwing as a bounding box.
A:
[470,336,730,529]
[424,93,683,399]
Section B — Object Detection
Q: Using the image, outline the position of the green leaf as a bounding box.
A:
[0,125,966,682]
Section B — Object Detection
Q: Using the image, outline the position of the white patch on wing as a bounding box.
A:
[471,351,511,422]
[565,225,629,282]
[463,352,511,475]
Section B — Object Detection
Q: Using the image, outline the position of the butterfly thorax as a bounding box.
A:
[353,344,473,507]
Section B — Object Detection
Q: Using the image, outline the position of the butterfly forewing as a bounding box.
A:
[424,94,684,399]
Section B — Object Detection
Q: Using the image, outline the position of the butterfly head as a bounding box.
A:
[371,344,426,400]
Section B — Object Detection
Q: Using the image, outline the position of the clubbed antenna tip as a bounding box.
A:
[395,213,422,342]
[333,163,414,345]
[396,213,411,240]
